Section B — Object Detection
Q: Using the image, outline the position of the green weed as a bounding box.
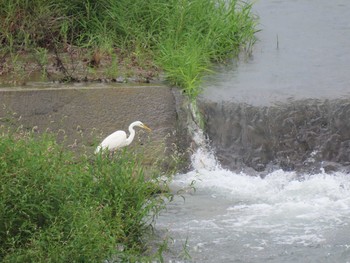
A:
[34,47,49,80]
[0,0,257,98]
[156,0,257,99]
[106,52,119,79]
[0,130,171,262]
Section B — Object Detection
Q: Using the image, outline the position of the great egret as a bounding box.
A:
[95,121,151,154]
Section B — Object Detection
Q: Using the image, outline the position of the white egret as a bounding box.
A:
[95,121,152,154]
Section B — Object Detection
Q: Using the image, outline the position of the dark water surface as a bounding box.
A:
[202,0,350,105]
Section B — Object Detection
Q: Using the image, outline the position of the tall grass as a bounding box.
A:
[0,130,170,262]
[0,0,257,98]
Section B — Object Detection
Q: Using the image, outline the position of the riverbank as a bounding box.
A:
[0,47,161,86]
[0,0,257,98]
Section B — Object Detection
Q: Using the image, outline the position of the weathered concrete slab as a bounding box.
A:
[0,85,189,169]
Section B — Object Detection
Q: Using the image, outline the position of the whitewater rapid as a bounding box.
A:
[154,0,350,260]
[155,131,350,262]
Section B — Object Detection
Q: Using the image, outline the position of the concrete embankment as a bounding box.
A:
[0,84,190,170]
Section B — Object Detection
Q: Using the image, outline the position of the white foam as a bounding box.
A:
[171,157,350,247]
[163,119,350,257]
[176,141,350,201]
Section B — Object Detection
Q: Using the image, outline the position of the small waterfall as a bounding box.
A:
[197,98,350,174]
[156,98,350,263]
[157,106,350,262]
[186,101,220,171]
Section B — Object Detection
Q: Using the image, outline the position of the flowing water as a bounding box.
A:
[157,157,350,262]
[155,0,350,262]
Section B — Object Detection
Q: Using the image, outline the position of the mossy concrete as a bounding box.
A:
[0,84,190,170]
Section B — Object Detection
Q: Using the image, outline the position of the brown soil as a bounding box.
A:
[0,46,162,86]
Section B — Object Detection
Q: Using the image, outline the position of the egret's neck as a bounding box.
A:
[125,125,136,145]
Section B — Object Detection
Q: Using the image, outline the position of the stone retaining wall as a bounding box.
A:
[0,85,190,170]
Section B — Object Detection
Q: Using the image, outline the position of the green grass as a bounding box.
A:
[156,0,257,99]
[0,130,170,262]
[0,0,257,98]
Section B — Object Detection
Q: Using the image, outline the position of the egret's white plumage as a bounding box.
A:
[95,121,151,154]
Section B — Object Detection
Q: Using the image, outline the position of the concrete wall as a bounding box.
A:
[0,85,190,169]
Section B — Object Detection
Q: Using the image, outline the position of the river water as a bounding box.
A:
[156,153,350,262]
[202,0,350,105]
[155,0,350,262]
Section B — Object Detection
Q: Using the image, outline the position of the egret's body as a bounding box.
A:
[95,121,151,154]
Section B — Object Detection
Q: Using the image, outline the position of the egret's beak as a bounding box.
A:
[142,124,152,132]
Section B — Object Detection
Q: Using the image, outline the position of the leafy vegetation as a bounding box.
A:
[0,130,171,262]
[0,0,257,98]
